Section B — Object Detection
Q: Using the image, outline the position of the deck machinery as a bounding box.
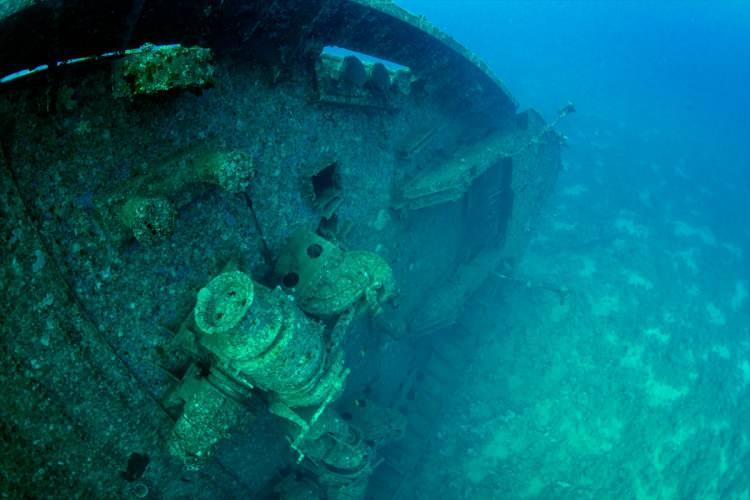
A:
[0,1,563,498]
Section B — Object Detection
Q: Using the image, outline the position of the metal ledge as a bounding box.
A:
[0,0,517,117]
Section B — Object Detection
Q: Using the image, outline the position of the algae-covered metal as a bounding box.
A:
[112,43,215,98]
[0,1,563,498]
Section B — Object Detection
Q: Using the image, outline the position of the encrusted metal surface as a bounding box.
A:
[0,2,561,497]
[0,0,516,119]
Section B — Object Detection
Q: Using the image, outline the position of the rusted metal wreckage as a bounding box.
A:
[0,1,564,498]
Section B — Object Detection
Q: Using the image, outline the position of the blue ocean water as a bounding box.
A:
[395,1,750,498]
[399,1,750,180]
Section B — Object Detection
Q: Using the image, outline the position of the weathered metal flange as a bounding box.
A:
[0,0,517,118]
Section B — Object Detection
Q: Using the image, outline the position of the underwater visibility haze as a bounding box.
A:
[0,1,748,499]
